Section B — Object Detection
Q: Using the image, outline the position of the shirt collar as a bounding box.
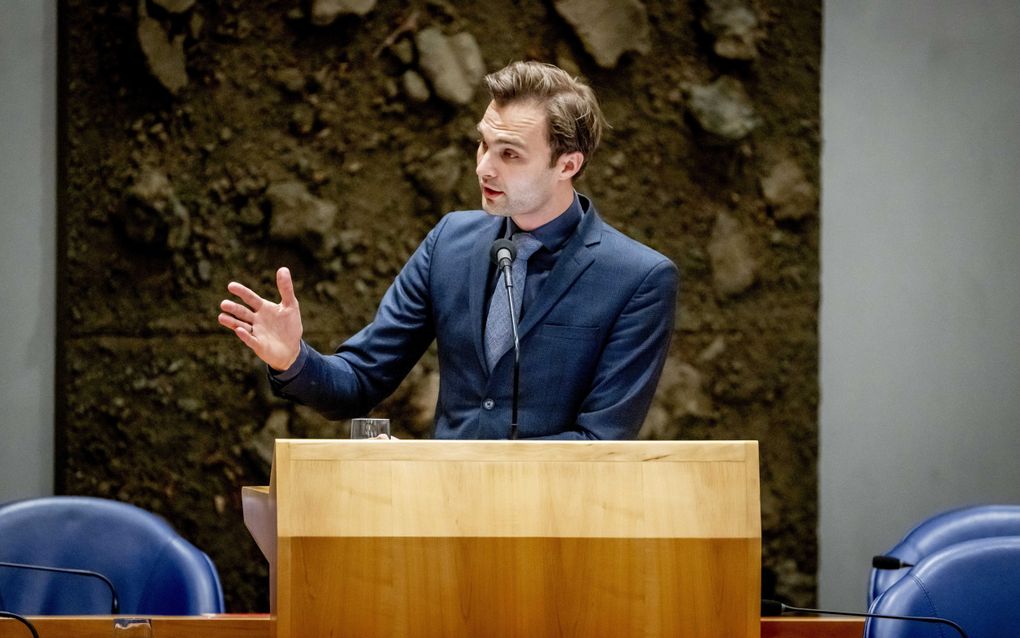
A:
[508,192,584,252]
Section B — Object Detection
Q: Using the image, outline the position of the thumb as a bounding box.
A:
[277,267,299,307]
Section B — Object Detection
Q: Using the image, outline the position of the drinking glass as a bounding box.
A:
[113,617,152,637]
[350,418,390,439]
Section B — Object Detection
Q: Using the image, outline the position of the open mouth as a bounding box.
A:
[481,185,503,199]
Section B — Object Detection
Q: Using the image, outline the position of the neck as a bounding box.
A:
[511,185,575,231]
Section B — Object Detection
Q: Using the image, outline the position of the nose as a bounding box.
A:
[476,148,495,179]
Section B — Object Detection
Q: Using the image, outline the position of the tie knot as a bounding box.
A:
[511,232,543,261]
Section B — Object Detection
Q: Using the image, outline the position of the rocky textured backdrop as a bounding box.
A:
[59,0,820,610]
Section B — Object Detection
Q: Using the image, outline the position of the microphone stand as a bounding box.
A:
[0,611,40,638]
[500,263,521,440]
[0,561,119,614]
[762,599,969,638]
[490,237,522,440]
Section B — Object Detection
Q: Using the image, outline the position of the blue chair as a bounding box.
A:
[0,496,225,615]
[868,504,1020,605]
[864,536,1020,638]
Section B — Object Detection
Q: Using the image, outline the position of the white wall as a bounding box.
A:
[820,0,1020,609]
[0,1,56,501]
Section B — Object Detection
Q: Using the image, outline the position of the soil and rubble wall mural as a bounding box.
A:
[59,0,820,610]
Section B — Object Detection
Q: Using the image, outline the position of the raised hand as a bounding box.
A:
[218,267,304,371]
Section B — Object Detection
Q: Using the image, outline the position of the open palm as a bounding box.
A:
[218,267,304,371]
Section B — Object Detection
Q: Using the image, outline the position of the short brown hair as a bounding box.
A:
[483,61,605,177]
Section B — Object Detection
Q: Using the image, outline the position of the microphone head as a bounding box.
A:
[761,599,786,616]
[872,554,911,570]
[490,238,517,266]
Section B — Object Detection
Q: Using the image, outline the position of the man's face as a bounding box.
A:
[475,100,570,224]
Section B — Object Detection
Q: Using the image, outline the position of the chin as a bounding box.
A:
[482,200,512,217]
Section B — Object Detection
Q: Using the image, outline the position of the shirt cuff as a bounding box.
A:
[268,341,309,382]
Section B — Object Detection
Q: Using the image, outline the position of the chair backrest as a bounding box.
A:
[0,496,225,615]
[864,536,1020,638]
[868,504,1020,605]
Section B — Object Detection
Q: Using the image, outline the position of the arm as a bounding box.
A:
[265,219,444,419]
[529,259,679,440]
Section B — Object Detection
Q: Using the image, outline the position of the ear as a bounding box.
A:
[556,151,585,181]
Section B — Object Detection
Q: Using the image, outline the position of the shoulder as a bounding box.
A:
[420,210,501,262]
[420,209,498,248]
[435,209,497,234]
[602,222,674,268]
[585,205,677,279]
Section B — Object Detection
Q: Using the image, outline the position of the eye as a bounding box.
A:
[503,150,518,160]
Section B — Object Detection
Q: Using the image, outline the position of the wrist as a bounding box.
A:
[269,342,305,377]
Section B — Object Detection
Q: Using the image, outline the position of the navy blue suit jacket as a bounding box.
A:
[270,197,679,439]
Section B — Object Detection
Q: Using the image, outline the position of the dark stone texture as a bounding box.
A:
[60,0,821,611]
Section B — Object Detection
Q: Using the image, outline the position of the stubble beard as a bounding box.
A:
[480,186,550,220]
[481,195,512,217]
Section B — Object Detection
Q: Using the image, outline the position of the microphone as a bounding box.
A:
[0,561,119,614]
[0,611,39,638]
[872,554,914,570]
[490,238,516,270]
[489,238,522,440]
[761,598,969,638]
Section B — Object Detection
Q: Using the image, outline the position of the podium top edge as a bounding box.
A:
[272,439,759,462]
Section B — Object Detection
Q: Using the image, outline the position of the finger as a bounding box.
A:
[226,281,265,311]
[277,267,299,308]
[218,312,252,335]
[234,326,258,350]
[219,299,255,325]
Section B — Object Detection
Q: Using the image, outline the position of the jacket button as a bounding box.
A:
[482,398,495,410]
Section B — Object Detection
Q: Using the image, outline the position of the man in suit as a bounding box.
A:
[218,61,678,440]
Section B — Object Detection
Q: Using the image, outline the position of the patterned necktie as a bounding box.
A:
[485,232,543,371]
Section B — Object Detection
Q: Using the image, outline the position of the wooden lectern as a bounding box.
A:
[243,440,761,638]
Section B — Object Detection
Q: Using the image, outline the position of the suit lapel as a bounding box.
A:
[516,208,603,340]
[469,215,505,374]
